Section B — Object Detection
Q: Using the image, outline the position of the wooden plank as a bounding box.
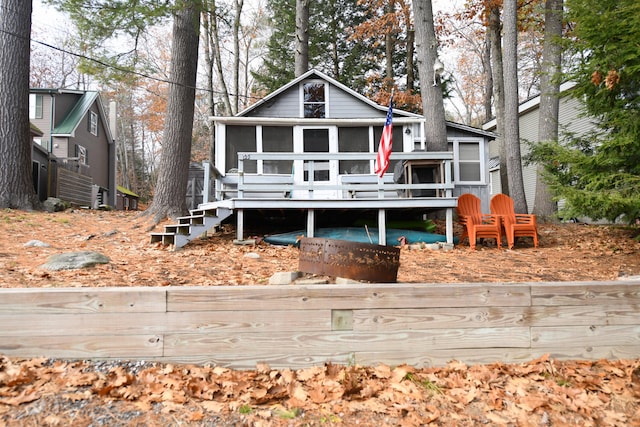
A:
[526,304,640,327]
[354,345,640,368]
[0,287,167,314]
[0,334,163,358]
[531,281,640,306]
[0,310,331,337]
[353,307,528,331]
[532,325,640,348]
[164,327,531,357]
[167,283,531,312]
[354,348,550,368]
[145,352,357,370]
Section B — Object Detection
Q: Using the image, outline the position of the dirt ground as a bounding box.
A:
[1,209,639,288]
[1,208,639,426]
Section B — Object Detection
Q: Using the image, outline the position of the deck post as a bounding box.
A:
[378,209,386,245]
[446,207,453,244]
[307,209,315,237]
[236,209,244,240]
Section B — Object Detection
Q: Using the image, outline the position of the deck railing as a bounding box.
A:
[212,151,454,201]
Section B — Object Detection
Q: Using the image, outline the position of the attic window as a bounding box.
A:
[89,111,98,136]
[303,82,326,118]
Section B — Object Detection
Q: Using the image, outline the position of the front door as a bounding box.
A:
[292,126,338,198]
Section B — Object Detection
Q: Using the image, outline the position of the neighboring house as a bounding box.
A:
[155,69,495,248]
[116,186,140,211]
[29,89,117,208]
[483,82,596,213]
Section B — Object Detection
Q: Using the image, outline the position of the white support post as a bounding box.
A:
[236,209,244,241]
[202,161,210,204]
[446,207,453,244]
[307,209,315,238]
[378,209,386,245]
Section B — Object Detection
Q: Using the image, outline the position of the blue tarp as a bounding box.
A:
[263,227,456,247]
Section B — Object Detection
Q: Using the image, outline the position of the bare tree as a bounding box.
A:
[413,0,447,150]
[0,0,39,209]
[143,1,201,222]
[533,0,563,219]
[502,0,527,212]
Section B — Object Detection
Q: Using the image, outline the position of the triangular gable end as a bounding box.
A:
[238,69,421,120]
[51,92,113,142]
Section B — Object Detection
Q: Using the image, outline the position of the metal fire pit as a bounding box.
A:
[298,237,400,283]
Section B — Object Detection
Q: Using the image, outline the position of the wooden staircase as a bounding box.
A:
[149,204,233,249]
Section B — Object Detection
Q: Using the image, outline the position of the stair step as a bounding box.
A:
[149,204,233,249]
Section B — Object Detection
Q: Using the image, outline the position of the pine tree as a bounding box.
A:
[529,0,640,222]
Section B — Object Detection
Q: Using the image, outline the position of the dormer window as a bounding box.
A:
[302,82,326,118]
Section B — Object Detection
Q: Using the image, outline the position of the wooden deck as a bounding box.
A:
[2,280,639,369]
[204,151,458,245]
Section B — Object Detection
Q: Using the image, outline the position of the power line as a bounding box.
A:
[1,4,262,102]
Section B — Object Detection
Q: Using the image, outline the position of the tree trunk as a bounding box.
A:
[294,0,309,77]
[0,0,39,210]
[206,0,233,115]
[503,0,528,213]
[144,1,201,223]
[489,5,508,197]
[232,0,244,114]
[413,0,447,150]
[406,28,415,91]
[534,0,563,220]
[483,30,493,122]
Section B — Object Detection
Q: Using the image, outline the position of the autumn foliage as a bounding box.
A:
[1,354,639,425]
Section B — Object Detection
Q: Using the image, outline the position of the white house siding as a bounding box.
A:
[29,94,53,152]
[518,108,540,213]
[486,85,598,214]
[558,96,596,137]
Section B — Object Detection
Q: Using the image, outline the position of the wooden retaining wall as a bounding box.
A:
[1,281,639,369]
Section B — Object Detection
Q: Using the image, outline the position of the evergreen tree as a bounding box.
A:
[529,0,640,223]
[252,0,376,94]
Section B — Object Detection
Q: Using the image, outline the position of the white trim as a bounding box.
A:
[449,137,485,185]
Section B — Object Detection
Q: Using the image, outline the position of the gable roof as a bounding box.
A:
[52,91,99,136]
[238,69,422,119]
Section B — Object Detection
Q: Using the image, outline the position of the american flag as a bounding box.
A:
[374,97,393,177]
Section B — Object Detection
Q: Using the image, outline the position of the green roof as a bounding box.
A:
[117,186,140,198]
[52,91,99,135]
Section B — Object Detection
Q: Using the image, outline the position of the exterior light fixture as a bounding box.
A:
[433,58,444,87]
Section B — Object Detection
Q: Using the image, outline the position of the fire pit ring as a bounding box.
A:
[298,237,400,283]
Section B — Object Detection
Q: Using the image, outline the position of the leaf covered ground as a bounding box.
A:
[0,209,639,426]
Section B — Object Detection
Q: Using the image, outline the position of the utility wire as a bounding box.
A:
[0,14,262,102]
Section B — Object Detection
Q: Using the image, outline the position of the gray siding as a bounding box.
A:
[251,87,299,117]
[328,85,384,119]
[248,82,384,119]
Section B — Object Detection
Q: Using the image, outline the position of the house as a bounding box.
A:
[153,69,494,248]
[483,82,596,213]
[116,186,140,211]
[29,89,117,208]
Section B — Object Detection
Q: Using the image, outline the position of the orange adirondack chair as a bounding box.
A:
[490,193,538,249]
[457,193,502,249]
